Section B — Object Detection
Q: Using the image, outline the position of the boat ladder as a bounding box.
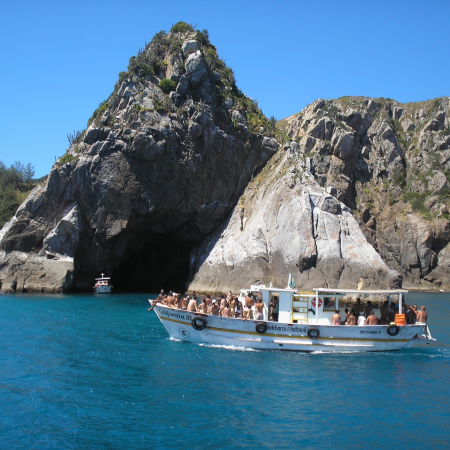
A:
[292,295,308,324]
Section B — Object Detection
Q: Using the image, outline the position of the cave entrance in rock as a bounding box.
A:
[112,238,193,294]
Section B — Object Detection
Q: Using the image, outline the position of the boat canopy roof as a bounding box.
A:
[95,277,111,280]
[313,288,408,295]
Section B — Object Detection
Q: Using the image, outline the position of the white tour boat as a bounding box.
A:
[94,273,113,294]
[149,286,435,352]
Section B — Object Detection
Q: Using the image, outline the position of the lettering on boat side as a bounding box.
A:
[160,309,187,321]
[267,325,307,333]
[359,330,382,334]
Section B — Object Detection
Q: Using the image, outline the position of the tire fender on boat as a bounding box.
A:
[387,325,400,336]
[191,317,207,331]
[255,322,268,334]
[307,327,320,339]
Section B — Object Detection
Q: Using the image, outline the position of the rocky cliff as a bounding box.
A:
[189,147,400,293]
[1,23,449,293]
[0,25,278,292]
[277,97,450,289]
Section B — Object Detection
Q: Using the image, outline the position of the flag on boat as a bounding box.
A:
[288,274,295,288]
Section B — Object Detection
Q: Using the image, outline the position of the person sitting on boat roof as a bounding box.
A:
[332,310,341,326]
[418,306,428,324]
[366,310,378,325]
[346,310,356,326]
[357,312,367,326]
[187,296,198,312]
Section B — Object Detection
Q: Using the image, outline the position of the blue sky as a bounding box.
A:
[1,0,449,177]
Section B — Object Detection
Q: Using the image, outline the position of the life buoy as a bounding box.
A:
[255,322,268,334]
[307,327,320,339]
[387,325,400,336]
[311,298,322,308]
[191,317,207,331]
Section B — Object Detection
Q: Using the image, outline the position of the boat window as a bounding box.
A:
[323,296,336,311]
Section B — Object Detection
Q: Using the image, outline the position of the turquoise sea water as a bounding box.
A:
[0,292,449,449]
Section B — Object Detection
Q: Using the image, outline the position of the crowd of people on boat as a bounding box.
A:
[331,298,428,326]
[151,290,428,325]
[151,290,279,320]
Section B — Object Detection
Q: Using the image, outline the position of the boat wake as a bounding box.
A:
[198,343,259,352]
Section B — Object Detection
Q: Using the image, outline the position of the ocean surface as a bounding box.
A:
[0,291,449,449]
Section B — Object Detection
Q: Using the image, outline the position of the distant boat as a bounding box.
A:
[94,273,113,294]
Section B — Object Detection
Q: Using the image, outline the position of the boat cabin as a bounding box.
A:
[94,273,111,287]
[256,287,408,324]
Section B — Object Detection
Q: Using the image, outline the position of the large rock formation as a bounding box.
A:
[0,26,278,292]
[189,146,400,292]
[1,23,449,293]
[278,96,450,289]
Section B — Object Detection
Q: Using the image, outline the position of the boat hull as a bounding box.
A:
[95,286,112,294]
[152,305,429,353]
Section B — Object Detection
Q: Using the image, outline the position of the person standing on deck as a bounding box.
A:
[364,301,373,318]
[353,298,364,316]
[366,311,378,325]
[347,311,356,325]
[418,306,428,323]
[187,296,198,312]
[332,310,341,325]
[254,299,264,320]
[211,300,219,315]
[357,313,367,326]
[244,295,254,319]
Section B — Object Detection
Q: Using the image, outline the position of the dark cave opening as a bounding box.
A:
[111,238,194,294]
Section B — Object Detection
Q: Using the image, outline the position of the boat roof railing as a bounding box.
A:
[313,288,408,295]
[257,287,408,295]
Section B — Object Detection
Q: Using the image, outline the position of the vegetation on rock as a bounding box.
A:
[0,161,37,227]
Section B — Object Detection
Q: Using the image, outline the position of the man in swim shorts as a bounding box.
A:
[418,306,428,323]
[244,295,254,319]
[254,299,264,320]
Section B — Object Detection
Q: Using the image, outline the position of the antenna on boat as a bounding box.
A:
[101,273,105,278]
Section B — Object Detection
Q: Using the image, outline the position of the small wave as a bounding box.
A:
[198,343,259,352]
[168,337,182,342]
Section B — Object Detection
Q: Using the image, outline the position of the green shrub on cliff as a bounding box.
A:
[0,161,37,228]
[88,100,109,126]
[158,78,176,92]
[170,22,194,34]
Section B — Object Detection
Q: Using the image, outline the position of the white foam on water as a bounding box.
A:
[198,343,259,352]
